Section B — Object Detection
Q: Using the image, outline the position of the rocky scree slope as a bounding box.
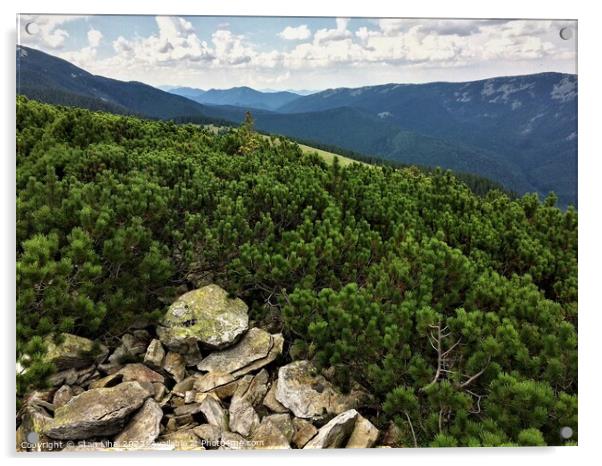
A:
[17,284,385,451]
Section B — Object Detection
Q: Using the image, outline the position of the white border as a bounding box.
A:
[3,1,600,465]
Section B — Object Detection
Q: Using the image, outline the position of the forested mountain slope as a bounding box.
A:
[279,74,578,206]
[16,46,577,206]
[17,46,212,120]
[17,98,577,447]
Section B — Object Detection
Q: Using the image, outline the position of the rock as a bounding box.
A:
[75,366,97,385]
[198,395,228,430]
[264,413,294,442]
[114,398,163,448]
[251,417,291,449]
[276,360,354,420]
[193,371,236,393]
[233,369,269,407]
[153,383,170,406]
[45,381,151,439]
[43,333,108,370]
[163,352,186,383]
[121,333,148,355]
[48,368,78,386]
[107,345,132,366]
[157,430,205,451]
[292,418,318,448]
[184,390,196,404]
[231,333,283,378]
[229,398,260,437]
[304,409,359,449]
[381,421,402,447]
[263,380,288,413]
[173,402,204,417]
[220,431,251,450]
[90,363,164,389]
[143,339,165,368]
[193,424,222,448]
[197,328,281,377]
[171,376,196,396]
[52,385,73,409]
[157,284,248,352]
[17,404,54,451]
[346,415,379,448]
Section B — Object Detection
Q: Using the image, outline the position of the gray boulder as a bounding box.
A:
[346,414,379,448]
[43,333,108,370]
[114,398,163,448]
[45,381,151,439]
[157,285,248,352]
[276,360,354,420]
[304,409,359,449]
[196,328,282,377]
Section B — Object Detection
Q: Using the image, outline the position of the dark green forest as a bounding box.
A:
[16,97,577,447]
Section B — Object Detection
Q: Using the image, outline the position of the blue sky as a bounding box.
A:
[17,15,577,91]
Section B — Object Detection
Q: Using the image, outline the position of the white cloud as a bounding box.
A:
[87,29,102,48]
[314,18,352,44]
[278,25,311,41]
[21,17,575,90]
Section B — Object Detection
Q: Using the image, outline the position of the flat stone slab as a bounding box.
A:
[45,382,151,440]
[196,328,273,375]
[114,398,163,448]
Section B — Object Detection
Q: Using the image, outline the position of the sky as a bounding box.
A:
[17,15,577,92]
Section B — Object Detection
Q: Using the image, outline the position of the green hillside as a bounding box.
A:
[17,97,577,447]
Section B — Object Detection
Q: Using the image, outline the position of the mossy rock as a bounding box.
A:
[157,285,249,352]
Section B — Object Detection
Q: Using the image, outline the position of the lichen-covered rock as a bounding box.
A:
[157,430,205,451]
[276,360,353,420]
[292,418,318,448]
[114,398,163,448]
[233,369,269,407]
[163,352,187,383]
[304,409,359,449]
[45,382,151,439]
[43,334,108,370]
[157,285,248,352]
[345,414,379,448]
[263,413,294,442]
[197,394,228,430]
[17,404,54,451]
[262,380,288,413]
[193,424,222,447]
[193,371,236,393]
[90,363,164,389]
[229,398,260,438]
[52,385,73,409]
[196,328,281,377]
[220,431,251,450]
[251,417,291,449]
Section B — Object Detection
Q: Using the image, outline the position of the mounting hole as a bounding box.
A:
[560,426,573,439]
[559,27,573,40]
[25,22,40,35]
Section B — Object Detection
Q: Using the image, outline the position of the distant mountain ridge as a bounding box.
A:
[16,45,577,207]
[169,86,301,111]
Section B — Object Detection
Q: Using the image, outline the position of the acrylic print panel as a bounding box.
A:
[16,14,577,452]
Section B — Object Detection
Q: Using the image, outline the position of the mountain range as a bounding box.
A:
[16,45,578,207]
